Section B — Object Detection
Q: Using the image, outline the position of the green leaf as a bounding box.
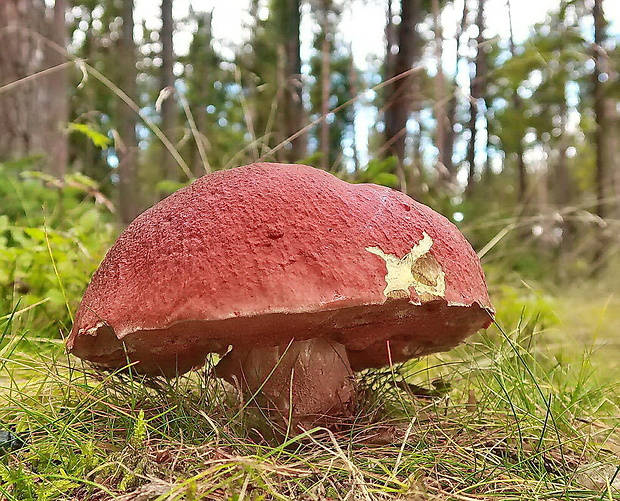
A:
[23,228,47,242]
[66,123,111,149]
[65,172,99,189]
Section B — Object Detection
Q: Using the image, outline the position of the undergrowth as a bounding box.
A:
[0,163,618,500]
[0,161,117,331]
[1,310,619,500]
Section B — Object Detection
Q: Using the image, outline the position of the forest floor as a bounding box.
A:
[1,284,619,500]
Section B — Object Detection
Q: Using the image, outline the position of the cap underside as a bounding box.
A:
[70,298,492,377]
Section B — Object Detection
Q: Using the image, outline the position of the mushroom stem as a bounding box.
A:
[215,338,355,422]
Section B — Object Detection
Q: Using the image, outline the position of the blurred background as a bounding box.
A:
[0,0,618,346]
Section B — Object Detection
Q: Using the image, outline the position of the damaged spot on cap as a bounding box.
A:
[366,232,446,301]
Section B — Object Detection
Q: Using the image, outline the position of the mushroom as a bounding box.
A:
[67,163,493,423]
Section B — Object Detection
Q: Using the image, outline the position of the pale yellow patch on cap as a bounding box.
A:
[366,232,446,301]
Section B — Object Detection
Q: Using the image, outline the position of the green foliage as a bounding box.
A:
[66,123,112,149]
[235,1,284,158]
[492,283,559,331]
[0,164,116,329]
[0,1,617,497]
[354,157,399,188]
[128,410,148,449]
[176,10,250,174]
[488,15,587,156]
[67,0,125,187]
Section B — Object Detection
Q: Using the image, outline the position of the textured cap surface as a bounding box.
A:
[68,163,493,376]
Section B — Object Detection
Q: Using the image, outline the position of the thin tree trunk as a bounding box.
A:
[117,0,140,224]
[191,9,213,176]
[348,47,360,173]
[283,0,306,161]
[319,1,331,171]
[410,111,423,194]
[383,0,420,193]
[384,0,396,84]
[160,0,177,181]
[535,159,551,254]
[507,0,527,205]
[465,0,486,196]
[443,0,468,182]
[44,0,68,178]
[592,0,609,267]
[555,93,571,207]
[593,0,607,223]
[465,106,477,195]
[554,96,574,279]
[432,0,448,184]
[246,1,259,160]
[608,102,620,220]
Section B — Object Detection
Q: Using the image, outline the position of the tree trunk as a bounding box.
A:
[319,1,332,171]
[0,1,47,163]
[555,91,572,207]
[283,0,306,161]
[554,95,574,279]
[160,0,177,181]
[117,0,140,224]
[432,0,449,185]
[189,9,214,176]
[465,0,486,196]
[443,0,468,183]
[384,0,396,85]
[592,0,611,269]
[383,0,420,193]
[608,102,620,221]
[245,1,259,161]
[348,47,360,173]
[507,0,527,206]
[44,0,69,178]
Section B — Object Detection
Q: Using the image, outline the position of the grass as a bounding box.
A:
[2,19,619,499]
[1,303,619,500]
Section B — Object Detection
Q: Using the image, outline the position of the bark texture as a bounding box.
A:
[160,0,178,181]
[383,0,420,193]
[507,0,527,205]
[0,0,68,176]
[432,0,449,184]
[282,0,307,161]
[442,0,469,183]
[116,0,140,224]
[466,0,487,195]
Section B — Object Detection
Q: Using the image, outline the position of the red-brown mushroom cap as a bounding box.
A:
[67,162,493,377]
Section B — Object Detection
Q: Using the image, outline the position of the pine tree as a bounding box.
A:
[382,0,421,193]
[160,0,178,182]
[116,0,140,223]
